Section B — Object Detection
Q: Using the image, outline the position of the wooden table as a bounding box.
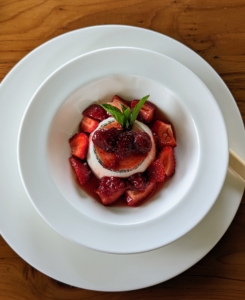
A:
[0,0,244,299]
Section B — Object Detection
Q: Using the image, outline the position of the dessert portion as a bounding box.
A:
[68,95,176,206]
[87,118,156,178]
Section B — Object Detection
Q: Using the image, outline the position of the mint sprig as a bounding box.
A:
[101,95,150,130]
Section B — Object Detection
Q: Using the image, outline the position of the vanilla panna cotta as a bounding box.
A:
[87,117,156,179]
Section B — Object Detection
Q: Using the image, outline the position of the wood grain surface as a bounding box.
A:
[0,0,245,299]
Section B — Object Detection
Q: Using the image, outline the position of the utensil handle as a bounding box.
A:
[229,149,245,184]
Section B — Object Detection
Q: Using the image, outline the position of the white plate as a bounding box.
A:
[0,25,244,291]
[18,47,228,254]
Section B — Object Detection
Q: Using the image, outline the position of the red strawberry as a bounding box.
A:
[69,133,89,160]
[126,182,156,206]
[158,147,176,177]
[115,130,135,159]
[128,173,146,191]
[95,177,126,205]
[92,127,121,152]
[134,131,152,154]
[146,159,165,182]
[151,120,177,148]
[108,95,128,112]
[79,116,99,134]
[95,147,117,170]
[82,104,108,121]
[131,100,156,123]
[69,156,92,185]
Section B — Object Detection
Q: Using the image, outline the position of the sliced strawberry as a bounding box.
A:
[79,116,99,134]
[158,147,176,177]
[146,159,165,182]
[82,104,108,121]
[128,173,146,191]
[126,182,156,206]
[151,120,177,148]
[69,156,92,185]
[69,132,89,160]
[131,100,156,123]
[95,176,126,205]
[108,95,128,112]
[95,147,117,170]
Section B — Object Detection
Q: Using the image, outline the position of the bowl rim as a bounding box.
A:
[17,46,229,254]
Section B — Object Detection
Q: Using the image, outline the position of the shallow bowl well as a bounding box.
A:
[17,47,228,254]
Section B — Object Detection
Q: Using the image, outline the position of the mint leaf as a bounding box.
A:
[101,103,122,115]
[101,104,126,126]
[121,104,128,112]
[101,95,150,130]
[123,107,131,120]
[130,95,150,125]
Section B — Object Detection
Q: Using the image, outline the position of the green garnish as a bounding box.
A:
[101,95,150,130]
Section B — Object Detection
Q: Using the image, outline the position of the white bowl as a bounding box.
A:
[17,47,228,254]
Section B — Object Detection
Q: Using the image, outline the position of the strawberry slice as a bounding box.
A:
[151,120,177,148]
[82,104,108,121]
[108,95,128,112]
[126,182,156,206]
[79,116,99,134]
[131,100,156,123]
[128,173,146,191]
[146,159,165,182]
[95,147,117,170]
[69,133,89,160]
[158,147,176,177]
[69,156,92,185]
[95,176,126,205]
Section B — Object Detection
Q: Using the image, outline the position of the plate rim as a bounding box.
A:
[0,25,244,291]
[17,46,228,254]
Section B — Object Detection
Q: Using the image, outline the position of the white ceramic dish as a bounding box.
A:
[0,25,244,291]
[18,47,228,254]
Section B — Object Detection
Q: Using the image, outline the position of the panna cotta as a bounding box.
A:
[87,117,156,179]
